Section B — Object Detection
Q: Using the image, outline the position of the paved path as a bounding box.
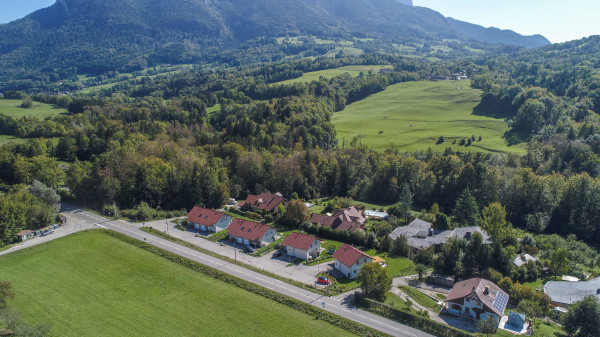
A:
[1,204,433,337]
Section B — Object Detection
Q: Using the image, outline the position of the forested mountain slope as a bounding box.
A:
[0,0,548,88]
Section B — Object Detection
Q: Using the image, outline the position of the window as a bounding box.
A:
[476,301,481,306]
[452,304,461,310]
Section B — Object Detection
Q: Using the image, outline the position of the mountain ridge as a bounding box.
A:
[0,0,550,88]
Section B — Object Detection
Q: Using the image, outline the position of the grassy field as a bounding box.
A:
[0,231,356,337]
[0,135,26,145]
[0,99,67,119]
[275,65,393,86]
[363,250,416,278]
[333,80,527,154]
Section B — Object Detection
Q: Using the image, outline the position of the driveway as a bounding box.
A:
[140,218,332,285]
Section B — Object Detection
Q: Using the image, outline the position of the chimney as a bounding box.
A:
[484,286,490,295]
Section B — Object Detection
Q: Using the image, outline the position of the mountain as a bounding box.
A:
[0,0,549,87]
[448,18,550,48]
[394,0,413,5]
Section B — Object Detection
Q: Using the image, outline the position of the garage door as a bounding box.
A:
[237,237,243,244]
[200,225,206,231]
[243,239,250,246]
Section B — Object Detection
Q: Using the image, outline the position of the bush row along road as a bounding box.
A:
[0,204,432,337]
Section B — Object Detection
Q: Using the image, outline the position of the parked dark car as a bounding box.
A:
[273,250,283,258]
[328,249,336,255]
[244,246,256,253]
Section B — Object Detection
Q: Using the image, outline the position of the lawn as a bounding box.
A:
[398,286,441,312]
[363,249,416,277]
[0,99,67,119]
[0,231,356,337]
[333,80,527,154]
[275,65,393,86]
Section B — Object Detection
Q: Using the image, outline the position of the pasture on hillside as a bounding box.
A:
[333,80,527,154]
[275,65,393,86]
[0,99,67,119]
[0,231,356,337]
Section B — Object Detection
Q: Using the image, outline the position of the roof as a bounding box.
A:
[333,207,365,224]
[187,207,225,227]
[446,278,509,317]
[282,232,319,251]
[227,218,274,241]
[310,214,336,227]
[389,219,492,249]
[17,230,33,236]
[335,221,362,232]
[364,210,389,219]
[244,193,286,212]
[513,254,538,267]
[544,277,600,305]
[332,244,373,268]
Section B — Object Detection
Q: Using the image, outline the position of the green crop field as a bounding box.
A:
[0,231,356,337]
[333,80,527,154]
[275,65,393,86]
[0,99,67,120]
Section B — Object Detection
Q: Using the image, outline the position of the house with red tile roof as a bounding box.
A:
[309,206,366,232]
[241,192,288,214]
[187,207,233,233]
[332,244,373,279]
[444,278,509,324]
[228,218,277,247]
[282,232,321,261]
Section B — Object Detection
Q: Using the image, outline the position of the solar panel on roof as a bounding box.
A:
[493,293,508,313]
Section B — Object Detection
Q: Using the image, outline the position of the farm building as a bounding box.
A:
[187,207,232,233]
[228,218,276,248]
[444,278,509,324]
[389,219,492,251]
[281,232,321,261]
[332,244,373,279]
[240,192,288,214]
[544,277,600,308]
[17,230,35,242]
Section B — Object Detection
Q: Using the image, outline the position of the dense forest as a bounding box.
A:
[1,39,600,250]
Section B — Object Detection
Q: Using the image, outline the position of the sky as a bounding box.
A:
[0,0,599,44]
[413,0,600,43]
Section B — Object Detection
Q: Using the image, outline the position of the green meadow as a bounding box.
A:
[333,80,526,154]
[275,65,393,86]
[0,231,355,337]
[0,99,67,120]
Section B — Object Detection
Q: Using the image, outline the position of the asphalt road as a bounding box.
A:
[5,204,433,337]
